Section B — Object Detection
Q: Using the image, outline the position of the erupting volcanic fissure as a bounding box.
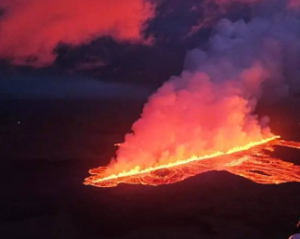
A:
[84,137,300,187]
[85,9,300,188]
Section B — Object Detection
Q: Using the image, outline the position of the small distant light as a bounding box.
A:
[17,121,21,125]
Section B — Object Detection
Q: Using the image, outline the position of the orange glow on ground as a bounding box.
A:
[84,136,300,187]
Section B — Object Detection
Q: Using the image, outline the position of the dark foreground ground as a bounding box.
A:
[0,98,300,239]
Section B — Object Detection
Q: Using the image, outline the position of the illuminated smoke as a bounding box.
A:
[104,12,300,175]
[288,0,300,9]
[0,0,154,66]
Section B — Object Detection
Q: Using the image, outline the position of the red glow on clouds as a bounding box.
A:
[288,0,300,9]
[0,0,154,66]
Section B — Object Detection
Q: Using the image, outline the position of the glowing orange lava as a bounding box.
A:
[84,136,300,187]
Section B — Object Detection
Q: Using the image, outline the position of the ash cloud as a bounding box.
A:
[0,0,154,67]
[105,2,300,174]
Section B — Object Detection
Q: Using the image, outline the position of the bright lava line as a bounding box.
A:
[91,136,280,183]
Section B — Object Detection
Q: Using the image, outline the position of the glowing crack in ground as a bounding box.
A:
[84,137,300,187]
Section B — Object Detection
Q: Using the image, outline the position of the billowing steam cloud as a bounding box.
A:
[0,0,154,66]
[105,9,300,175]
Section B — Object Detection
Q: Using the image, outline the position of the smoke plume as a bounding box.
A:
[0,0,154,66]
[105,7,300,175]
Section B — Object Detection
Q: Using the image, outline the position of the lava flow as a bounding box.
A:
[84,137,300,187]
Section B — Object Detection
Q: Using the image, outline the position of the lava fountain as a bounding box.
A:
[84,137,300,187]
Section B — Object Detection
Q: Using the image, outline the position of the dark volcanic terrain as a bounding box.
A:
[0,99,300,239]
